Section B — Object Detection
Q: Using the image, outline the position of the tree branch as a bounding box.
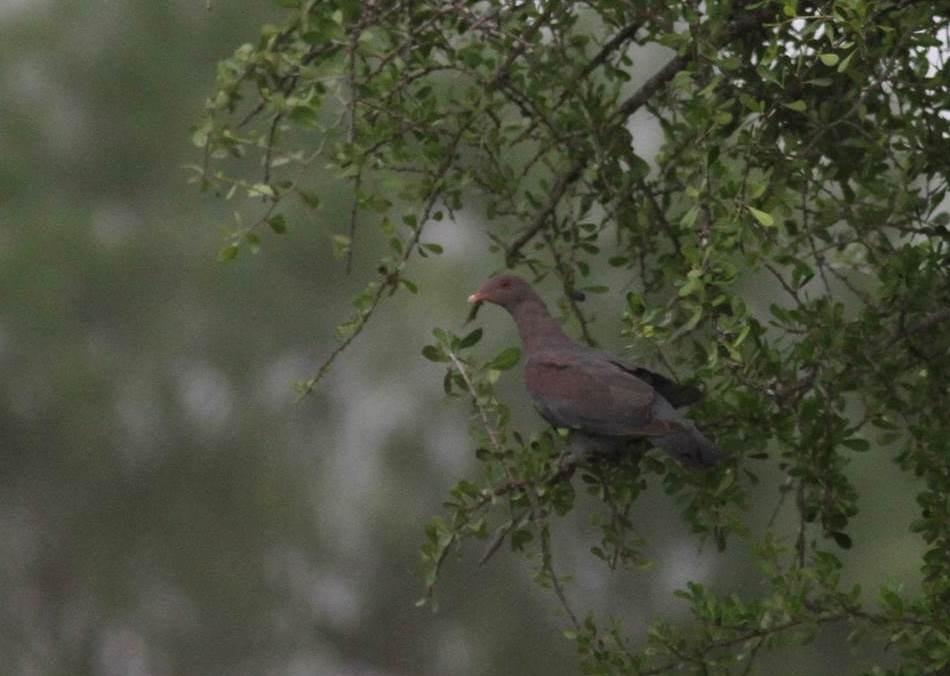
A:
[298,116,475,396]
[504,7,779,265]
[344,8,366,273]
[506,157,585,266]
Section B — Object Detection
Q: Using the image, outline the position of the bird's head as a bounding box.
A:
[467,274,533,311]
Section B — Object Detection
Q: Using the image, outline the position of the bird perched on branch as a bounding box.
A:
[468,274,722,467]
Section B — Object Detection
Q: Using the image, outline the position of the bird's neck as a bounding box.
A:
[509,297,573,354]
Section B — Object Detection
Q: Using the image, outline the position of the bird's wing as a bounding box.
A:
[607,360,704,408]
[524,350,682,437]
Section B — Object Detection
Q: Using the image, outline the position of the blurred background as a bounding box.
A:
[0,2,926,674]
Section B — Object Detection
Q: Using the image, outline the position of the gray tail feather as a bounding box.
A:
[653,427,722,468]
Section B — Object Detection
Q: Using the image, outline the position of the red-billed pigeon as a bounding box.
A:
[468,275,722,467]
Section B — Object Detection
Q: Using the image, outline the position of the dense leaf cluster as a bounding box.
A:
[198,1,949,673]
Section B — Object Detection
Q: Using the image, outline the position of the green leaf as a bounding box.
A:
[714,110,733,125]
[715,470,736,496]
[458,328,483,349]
[747,206,775,227]
[331,234,351,259]
[837,50,855,73]
[248,183,276,199]
[680,205,699,228]
[831,531,853,549]
[841,438,870,452]
[432,327,450,345]
[510,528,533,551]
[295,189,321,208]
[421,345,448,362]
[245,232,261,255]
[819,53,839,66]
[679,269,704,297]
[289,105,318,127]
[267,214,288,234]
[191,125,209,148]
[421,243,444,254]
[487,347,521,371]
[683,304,704,330]
[217,242,239,262]
[784,100,807,112]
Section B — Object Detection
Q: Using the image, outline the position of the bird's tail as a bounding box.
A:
[653,425,722,468]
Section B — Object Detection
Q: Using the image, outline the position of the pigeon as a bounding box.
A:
[467,274,722,467]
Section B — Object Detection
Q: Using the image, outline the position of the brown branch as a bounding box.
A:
[479,511,529,565]
[894,309,950,343]
[576,19,644,82]
[542,228,598,347]
[236,41,338,129]
[298,115,475,396]
[504,6,780,265]
[612,52,690,123]
[344,12,364,273]
[263,112,282,185]
[363,3,461,79]
[613,6,776,123]
[511,16,646,146]
[447,351,504,452]
[640,179,682,256]
[506,157,585,266]
[638,613,852,676]
[763,261,804,306]
[540,523,580,630]
[486,4,559,89]
[795,480,807,568]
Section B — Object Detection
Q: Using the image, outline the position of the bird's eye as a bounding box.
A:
[500,280,510,288]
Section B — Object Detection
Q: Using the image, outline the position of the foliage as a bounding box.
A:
[197,0,950,673]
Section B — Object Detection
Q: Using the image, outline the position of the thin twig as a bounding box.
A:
[542,228,598,347]
[344,7,366,273]
[767,475,795,527]
[540,524,580,630]
[263,112,282,185]
[638,612,852,676]
[795,480,807,569]
[575,18,643,83]
[480,511,529,565]
[299,116,475,395]
[447,351,503,451]
[506,157,585,266]
[763,261,804,306]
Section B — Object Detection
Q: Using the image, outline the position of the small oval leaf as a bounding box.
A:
[831,531,853,549]
[422,345,448,362]
[218,242,239,262]
[487,346,521,371]
[747,206,775,227]
[458,328,483,349]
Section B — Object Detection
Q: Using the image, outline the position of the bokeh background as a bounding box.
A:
[0,2,927,674]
